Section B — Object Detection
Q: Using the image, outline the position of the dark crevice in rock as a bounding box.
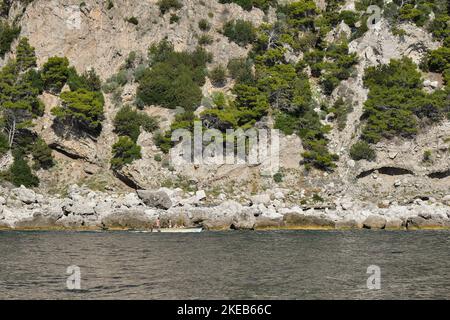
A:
[428,169,450,179]
[357,167,414,179]
[113,170,141,190]
[49,144,85,160]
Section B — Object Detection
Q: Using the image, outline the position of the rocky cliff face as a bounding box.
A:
[0,0,449,224]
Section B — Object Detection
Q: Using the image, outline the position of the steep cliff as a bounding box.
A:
[0,0,449,211]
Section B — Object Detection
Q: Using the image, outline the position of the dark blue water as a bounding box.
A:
[0,230,449,299]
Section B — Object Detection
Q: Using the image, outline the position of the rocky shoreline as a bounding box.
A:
[1,185,450,231]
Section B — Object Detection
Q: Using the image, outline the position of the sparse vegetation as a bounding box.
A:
[157,0,182,14]
[350,141,376,161]
[111,136,142,170]
[223,19,256,46]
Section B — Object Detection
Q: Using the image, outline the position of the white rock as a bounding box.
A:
[12,186,36,204]
[123,193,142,207]
[274,192,285,200]
[250,194,271,205]
[195,190,207,202]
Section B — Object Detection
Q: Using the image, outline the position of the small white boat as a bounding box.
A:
[132,227,203,233]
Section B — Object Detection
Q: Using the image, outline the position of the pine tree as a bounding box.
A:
[16,37,37,72]
[41,56,70,93]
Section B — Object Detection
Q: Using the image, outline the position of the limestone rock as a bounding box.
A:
[363,215,387,229]
[136,190,172,210]
[230,212,256,230]
[11,187,36,204]
[102,209,153,230]
[283,213,335,229]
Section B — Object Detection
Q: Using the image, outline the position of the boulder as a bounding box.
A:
[11,186,36,204]
[254,216,283,229]
[136,190,172,210]
[66,201,96,216]
[102,209,153,230]
[283,213,335,229]
[442,195,450,205]
[55,214,85,229]
[363,215,387,229]
[335,219,363,229]
[195,190,207,202]
[94,201,114,216]
[230,212,256,230]
[385,217,404,230]
[406,216,450,230]
[122,193,142,208]
[14,212,59,229]
[250,194,271,206]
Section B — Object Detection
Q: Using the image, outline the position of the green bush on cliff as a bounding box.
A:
[218,0,276,11]
[137,41,211,111]
[362,57,449,143]
[114,105,158,142]
[52,89,105,136]
[31,138,54,170]
[111,136,142,170]
[16,38,37,72]
[157,0,182,14]
[421,47,450,73]
[0,21,20,57]
[350,141,376,161]
[223,19,256,46]
[8,152,39,187]
[41,56,70,94]
[68,68,102,92]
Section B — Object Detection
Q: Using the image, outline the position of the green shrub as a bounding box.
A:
[399,3,431,27]
[31,138,54,170]
[198,34,213,45]
[0,21,20,57]
[278,0,318,31]
[273,172,283,183]
[329,97,352,131]
[223,19,256,46]
[9,153,39,187]
[114,105,158,142]
[303,42,358,95]
[170,14,180,24]
[16,38,37,72]
[0,59,44,147]
[126,17,139,25]
[361,57,448,143]
[52,89,105,135]
[68,68,102,92]
[219,0,276,11]
[137,41,211,110]
[157,0,182,14]
[227,58,254,84]
[423,149,432,163]
[102,69,129,93]
[350,141,376,161]
[422,47,450,73]
[41,56,70,93]
[198,19,211,31]
[209,65,227,87]
[111,136,142,169]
